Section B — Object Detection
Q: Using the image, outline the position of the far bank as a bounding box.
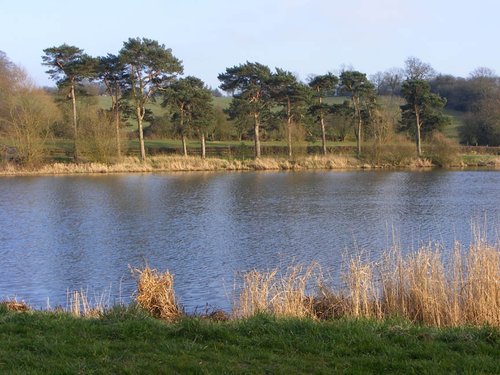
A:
[0,154,498,176]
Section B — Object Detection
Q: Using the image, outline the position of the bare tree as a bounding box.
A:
[383,67,405,96]
[404,57,436,80]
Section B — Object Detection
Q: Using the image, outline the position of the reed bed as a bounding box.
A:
[0,290,108,317]
[1,154,499,176]
[234,264,318,319]
[233,239,499,327]
[2,238,498,328]
[0,155,362,175]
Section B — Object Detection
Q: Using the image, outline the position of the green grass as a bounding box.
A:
[0,306,498,374]
[98,95,232,115]
[213,96,232,109]
[140,139,356,148]
[443,109,465,141]
[461,154,499,165]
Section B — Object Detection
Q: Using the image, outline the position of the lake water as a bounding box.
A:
[0,170,498,312]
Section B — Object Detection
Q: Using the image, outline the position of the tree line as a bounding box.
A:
[0,37,498,166]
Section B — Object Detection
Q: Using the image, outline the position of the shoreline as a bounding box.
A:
[0,154,498,176]
[3,239,498,328]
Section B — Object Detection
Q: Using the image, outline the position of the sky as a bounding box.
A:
[1,0,499,89]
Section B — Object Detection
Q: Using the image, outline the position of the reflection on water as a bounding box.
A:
[0,170,498,311]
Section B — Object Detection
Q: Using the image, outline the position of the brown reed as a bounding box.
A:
[67,289,108,318]
[0,300,30,312]
[233,264,318,319]
[3,237,496,329]
[0,155,362,175]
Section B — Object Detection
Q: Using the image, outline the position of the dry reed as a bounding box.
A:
[0,155,362,175]
[132,266,181,321]
[67,289,108,318]
[339,239,500,327]
[1,236,496,328]
[343,255,382,319]
[0,299,30,312]
[233,238,498,327]
[234,263,318,319]
[1,153,499,176]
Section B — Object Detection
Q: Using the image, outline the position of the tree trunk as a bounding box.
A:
[357,117,362,158]
[254,112,261,159]
[319,96,327,155]
[415,105,422,157]
[287,97,293,158]
[113,96,121,159]
[136,106,146,162]
[201,132,206,159]
[182,135,188,157]
[320,114,327,156]
[180,106,188,157]
[70,83,79,162]
[352,97,362,158]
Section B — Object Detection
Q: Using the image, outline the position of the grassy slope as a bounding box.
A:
[443,108,465,141]
[0,308,498,374]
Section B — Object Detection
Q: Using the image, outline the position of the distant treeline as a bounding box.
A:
[0,38,498,166]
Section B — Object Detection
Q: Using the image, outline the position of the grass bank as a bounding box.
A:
[0,154,498,175]
[0,308,498,374]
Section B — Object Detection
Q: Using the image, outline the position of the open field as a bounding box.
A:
[443,108,465,141]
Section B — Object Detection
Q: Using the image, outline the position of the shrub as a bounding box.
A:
[363,135,416,166]
[425,132,460,167]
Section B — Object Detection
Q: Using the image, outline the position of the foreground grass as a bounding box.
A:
[0,307,498,374]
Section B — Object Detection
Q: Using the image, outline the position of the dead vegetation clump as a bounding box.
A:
[1,300,30,312]
[132,266,182,321]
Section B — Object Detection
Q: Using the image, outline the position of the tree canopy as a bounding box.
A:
[42,44,95,161]
[3,45,499,165]
[339,70,376,157]
[162,76,213,157]
[400,79,448,155]
[119,37,183,161]
[308,73,338,155]
[218,62,273,158]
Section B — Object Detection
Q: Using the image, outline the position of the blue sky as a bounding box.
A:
[1,0,498,88]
